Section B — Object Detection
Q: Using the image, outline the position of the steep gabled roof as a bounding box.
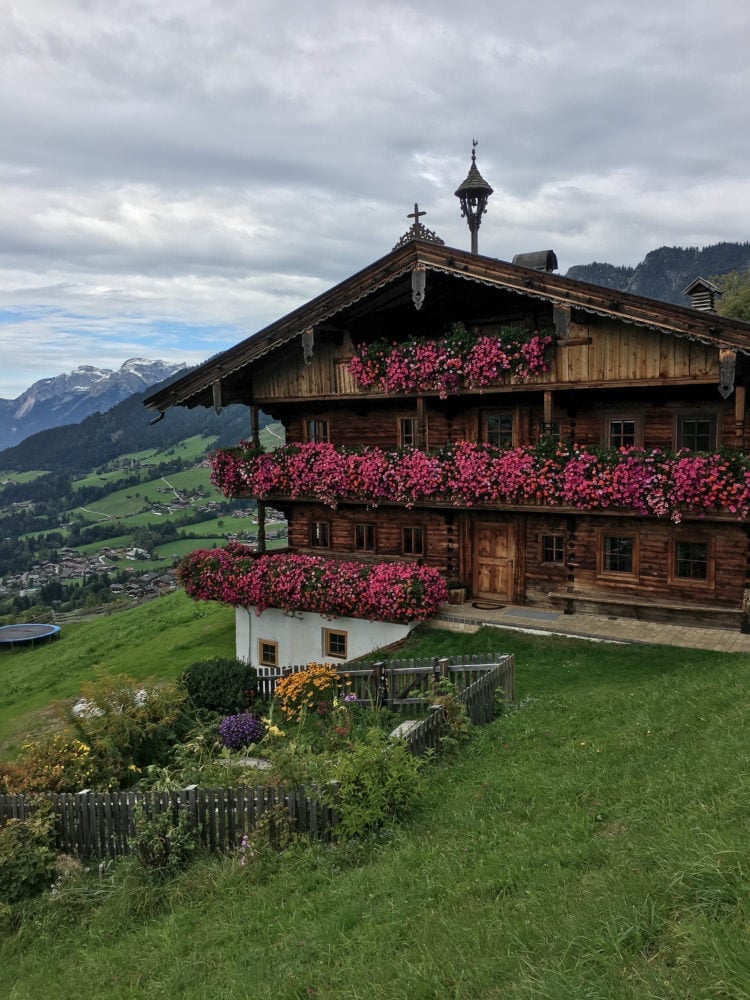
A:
[144,240,750,414]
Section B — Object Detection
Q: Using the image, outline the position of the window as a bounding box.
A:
[541,534,565,564]
[402,526,424,556]
[677,414,716,452]
[399,417,418,448]
[673,541,708,580]
[258,640,278,668]
[354,522,376,552]
[485,413,514,448]
[601,535,636,575]
[608,418,637,449]
[306,418,330,443]
[310,521,330,547]
[323,628,348,659]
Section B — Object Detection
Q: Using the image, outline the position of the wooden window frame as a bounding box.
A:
[258,639,279,668]
[675,412,718,452]
[402,525,425,556]
[309,521,330,548]
[604,413,643,450]
[668,537,715,589]
[305,418,331,444]
[323,628,348,660]
[597,531,639,580]
[398,417,418,449]
[483,411,515,449]
[353,522,376,553]
[540,533,566,565]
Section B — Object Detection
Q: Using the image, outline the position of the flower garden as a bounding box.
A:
[210,441,750,523]
[346,322,553,397]
[176,547,447,621]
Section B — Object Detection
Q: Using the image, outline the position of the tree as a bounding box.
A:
[716,270,750,322]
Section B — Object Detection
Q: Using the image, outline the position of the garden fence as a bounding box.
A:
[0,654,514,859]
[254,652,515,711]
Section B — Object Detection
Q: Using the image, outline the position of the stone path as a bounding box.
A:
[435,602,750,653]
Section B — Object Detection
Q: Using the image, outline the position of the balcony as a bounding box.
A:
[210,442,750,524]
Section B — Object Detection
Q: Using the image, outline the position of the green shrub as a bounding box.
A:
[178,657,258,715]
[0,802,57,903]
[66,674,192,785]
[429,677,472,754]
[132,805,199,878]
[0,731,106,794]
[325,728,424,841]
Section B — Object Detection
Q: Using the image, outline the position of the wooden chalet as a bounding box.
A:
[145,235,750,630]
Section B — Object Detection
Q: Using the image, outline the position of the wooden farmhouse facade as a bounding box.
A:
[145,238,750,631]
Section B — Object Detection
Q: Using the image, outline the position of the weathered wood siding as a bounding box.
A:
[558,319,717,385]
[280,395,737,453]
[250,321,721,403]
[559,516,747,607]
[287,504,452,574]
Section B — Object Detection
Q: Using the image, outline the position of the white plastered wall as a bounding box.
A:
[235,606,417,666]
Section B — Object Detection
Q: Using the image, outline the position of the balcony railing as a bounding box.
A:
[211,441,750,524]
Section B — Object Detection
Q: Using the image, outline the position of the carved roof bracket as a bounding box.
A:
[411,264,426,311]
[719,347,736,399]
[301,327,315,366]
[212,379,223,415]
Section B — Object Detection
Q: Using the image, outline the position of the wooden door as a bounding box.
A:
[473,522,514,601]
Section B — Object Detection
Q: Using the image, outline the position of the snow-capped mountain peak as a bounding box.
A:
[0,359,189,449]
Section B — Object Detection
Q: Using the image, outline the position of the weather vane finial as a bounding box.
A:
[454,141,493,254]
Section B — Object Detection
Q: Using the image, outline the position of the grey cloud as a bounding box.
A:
[0,0,748,396]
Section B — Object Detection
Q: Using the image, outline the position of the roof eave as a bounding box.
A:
[144,241,750,414]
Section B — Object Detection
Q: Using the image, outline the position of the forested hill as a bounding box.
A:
[0,386,254,473]
[566,241,750,305]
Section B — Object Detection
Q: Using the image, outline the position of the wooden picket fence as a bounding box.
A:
[255,652,516,711]
[0,783,337,860]
[0,654,514,859]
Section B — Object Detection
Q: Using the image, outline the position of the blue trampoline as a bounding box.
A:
[0,623,61,649]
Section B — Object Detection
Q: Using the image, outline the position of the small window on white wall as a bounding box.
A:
[323,628,347,659]
[258,640,278,667]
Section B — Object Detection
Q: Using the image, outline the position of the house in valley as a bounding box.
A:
[145,186,750,651]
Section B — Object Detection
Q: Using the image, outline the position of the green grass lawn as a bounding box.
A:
[2,622,750,997]
[0,470,49,487]
[0,591,235,757]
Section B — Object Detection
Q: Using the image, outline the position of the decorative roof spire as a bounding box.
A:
[393,203,445,249]
[454,140,493,254]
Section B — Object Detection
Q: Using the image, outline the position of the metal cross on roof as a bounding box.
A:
[408,203,426,225]
[393,202,445,249]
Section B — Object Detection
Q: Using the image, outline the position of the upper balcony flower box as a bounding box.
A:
[211,442,750,525]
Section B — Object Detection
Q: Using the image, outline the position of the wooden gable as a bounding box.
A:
[144,240,750,416]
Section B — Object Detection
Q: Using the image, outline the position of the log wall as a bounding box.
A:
[287,504,452,574]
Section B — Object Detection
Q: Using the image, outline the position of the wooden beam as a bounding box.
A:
[416,397,426,449]
[251,404,261,448]
[735,385,746,446]
[544,390,554,434]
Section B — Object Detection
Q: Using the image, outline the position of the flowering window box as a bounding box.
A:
[177,547,447,622]
[210,443,750,524]
[346,322,553,398]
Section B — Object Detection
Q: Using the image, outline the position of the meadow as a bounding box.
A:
[1,599,750,998]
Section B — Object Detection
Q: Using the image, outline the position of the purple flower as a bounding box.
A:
[219,713,263,750]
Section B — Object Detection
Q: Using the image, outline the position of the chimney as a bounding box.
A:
[512,250,558,273]
[683,277,722,313]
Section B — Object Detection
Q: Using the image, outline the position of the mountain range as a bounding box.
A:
[565,241,750,304]
[0,359,187,451]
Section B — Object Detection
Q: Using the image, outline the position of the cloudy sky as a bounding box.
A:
[0,0,748,398]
